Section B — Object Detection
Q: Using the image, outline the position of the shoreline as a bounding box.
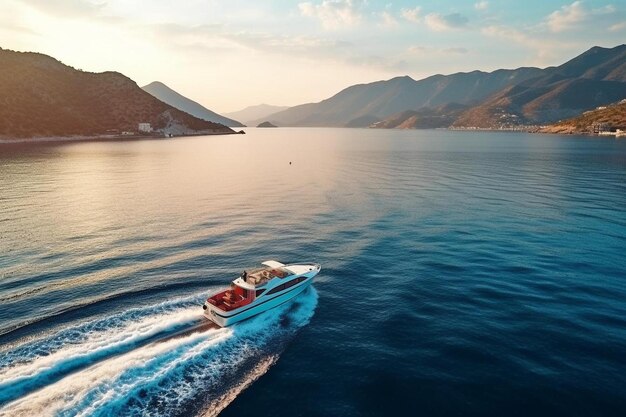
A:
[0,130,243,145]
[2,127,621,145]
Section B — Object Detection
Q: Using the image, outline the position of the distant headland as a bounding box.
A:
[257,121,278,128]
[0,48,238,143]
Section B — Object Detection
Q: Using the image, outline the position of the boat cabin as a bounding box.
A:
[241,266,291,285]
[206,262,294,312]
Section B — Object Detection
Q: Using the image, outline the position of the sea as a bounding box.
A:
[0,128,625,417]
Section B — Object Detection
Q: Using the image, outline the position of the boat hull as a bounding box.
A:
[204,276,314,327]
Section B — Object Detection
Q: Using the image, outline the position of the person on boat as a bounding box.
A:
[242,270,248,282]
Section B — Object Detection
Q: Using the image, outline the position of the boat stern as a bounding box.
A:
[203,302,227,327]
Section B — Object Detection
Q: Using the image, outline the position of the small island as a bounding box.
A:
[257,121,277,128]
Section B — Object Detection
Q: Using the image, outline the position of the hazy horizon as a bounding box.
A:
[1,0,625,113]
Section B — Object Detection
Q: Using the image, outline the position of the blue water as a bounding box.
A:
[0,128,625,416]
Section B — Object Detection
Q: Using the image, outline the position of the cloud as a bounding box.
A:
[378,11,398,28]
[408,45,468,55]
[235,33,352,56]
[546,1,587,32]
[609,21,626,31]
[481,25,543,52]
[480,25,573,61]
[18,0,106,18]
[0,14,39,36]
[474,1,488,11]
[481,25,528,43]
[148,22,354,60]
[401,7,421,23]
[346,55,408,72]
[424,12,468,31]
[593,5,616,14]
[545,2,622,34]
[144,22,405,73]
[408,45,429,53]
[298,0,362,30]
[443,47,469,54]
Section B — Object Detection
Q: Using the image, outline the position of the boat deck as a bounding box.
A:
[207,289,251,312]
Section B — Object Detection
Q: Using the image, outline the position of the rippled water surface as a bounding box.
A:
[1,128,625,416]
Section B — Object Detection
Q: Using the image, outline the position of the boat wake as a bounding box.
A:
[0,288,318,417]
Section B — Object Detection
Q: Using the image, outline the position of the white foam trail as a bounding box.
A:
[0,291,216,404]
[199,355,279,417]
[0,290,212,368]
[0,288,318,417]
[0,309,200,399]
[1,327,232,416]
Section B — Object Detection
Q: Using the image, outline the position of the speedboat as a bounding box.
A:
[203,260,321,327]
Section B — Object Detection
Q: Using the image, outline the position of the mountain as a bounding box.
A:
[345,114,381,128]
[142,81,244,127]
[261,44,626,130]
[541,100,626,134]
[453,45,626,128]
[262,68,545,127]
[549,45,626,81]
[370,103,468,129]
[0,48,234,139]
[224,104,289,126]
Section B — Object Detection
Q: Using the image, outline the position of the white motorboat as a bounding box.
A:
[203,260,320,327]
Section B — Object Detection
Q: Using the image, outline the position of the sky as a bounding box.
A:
[1,0,625,113]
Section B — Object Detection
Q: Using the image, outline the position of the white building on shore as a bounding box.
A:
[138,123,152,133]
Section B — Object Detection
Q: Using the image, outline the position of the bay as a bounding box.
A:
[0,128,625,416]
